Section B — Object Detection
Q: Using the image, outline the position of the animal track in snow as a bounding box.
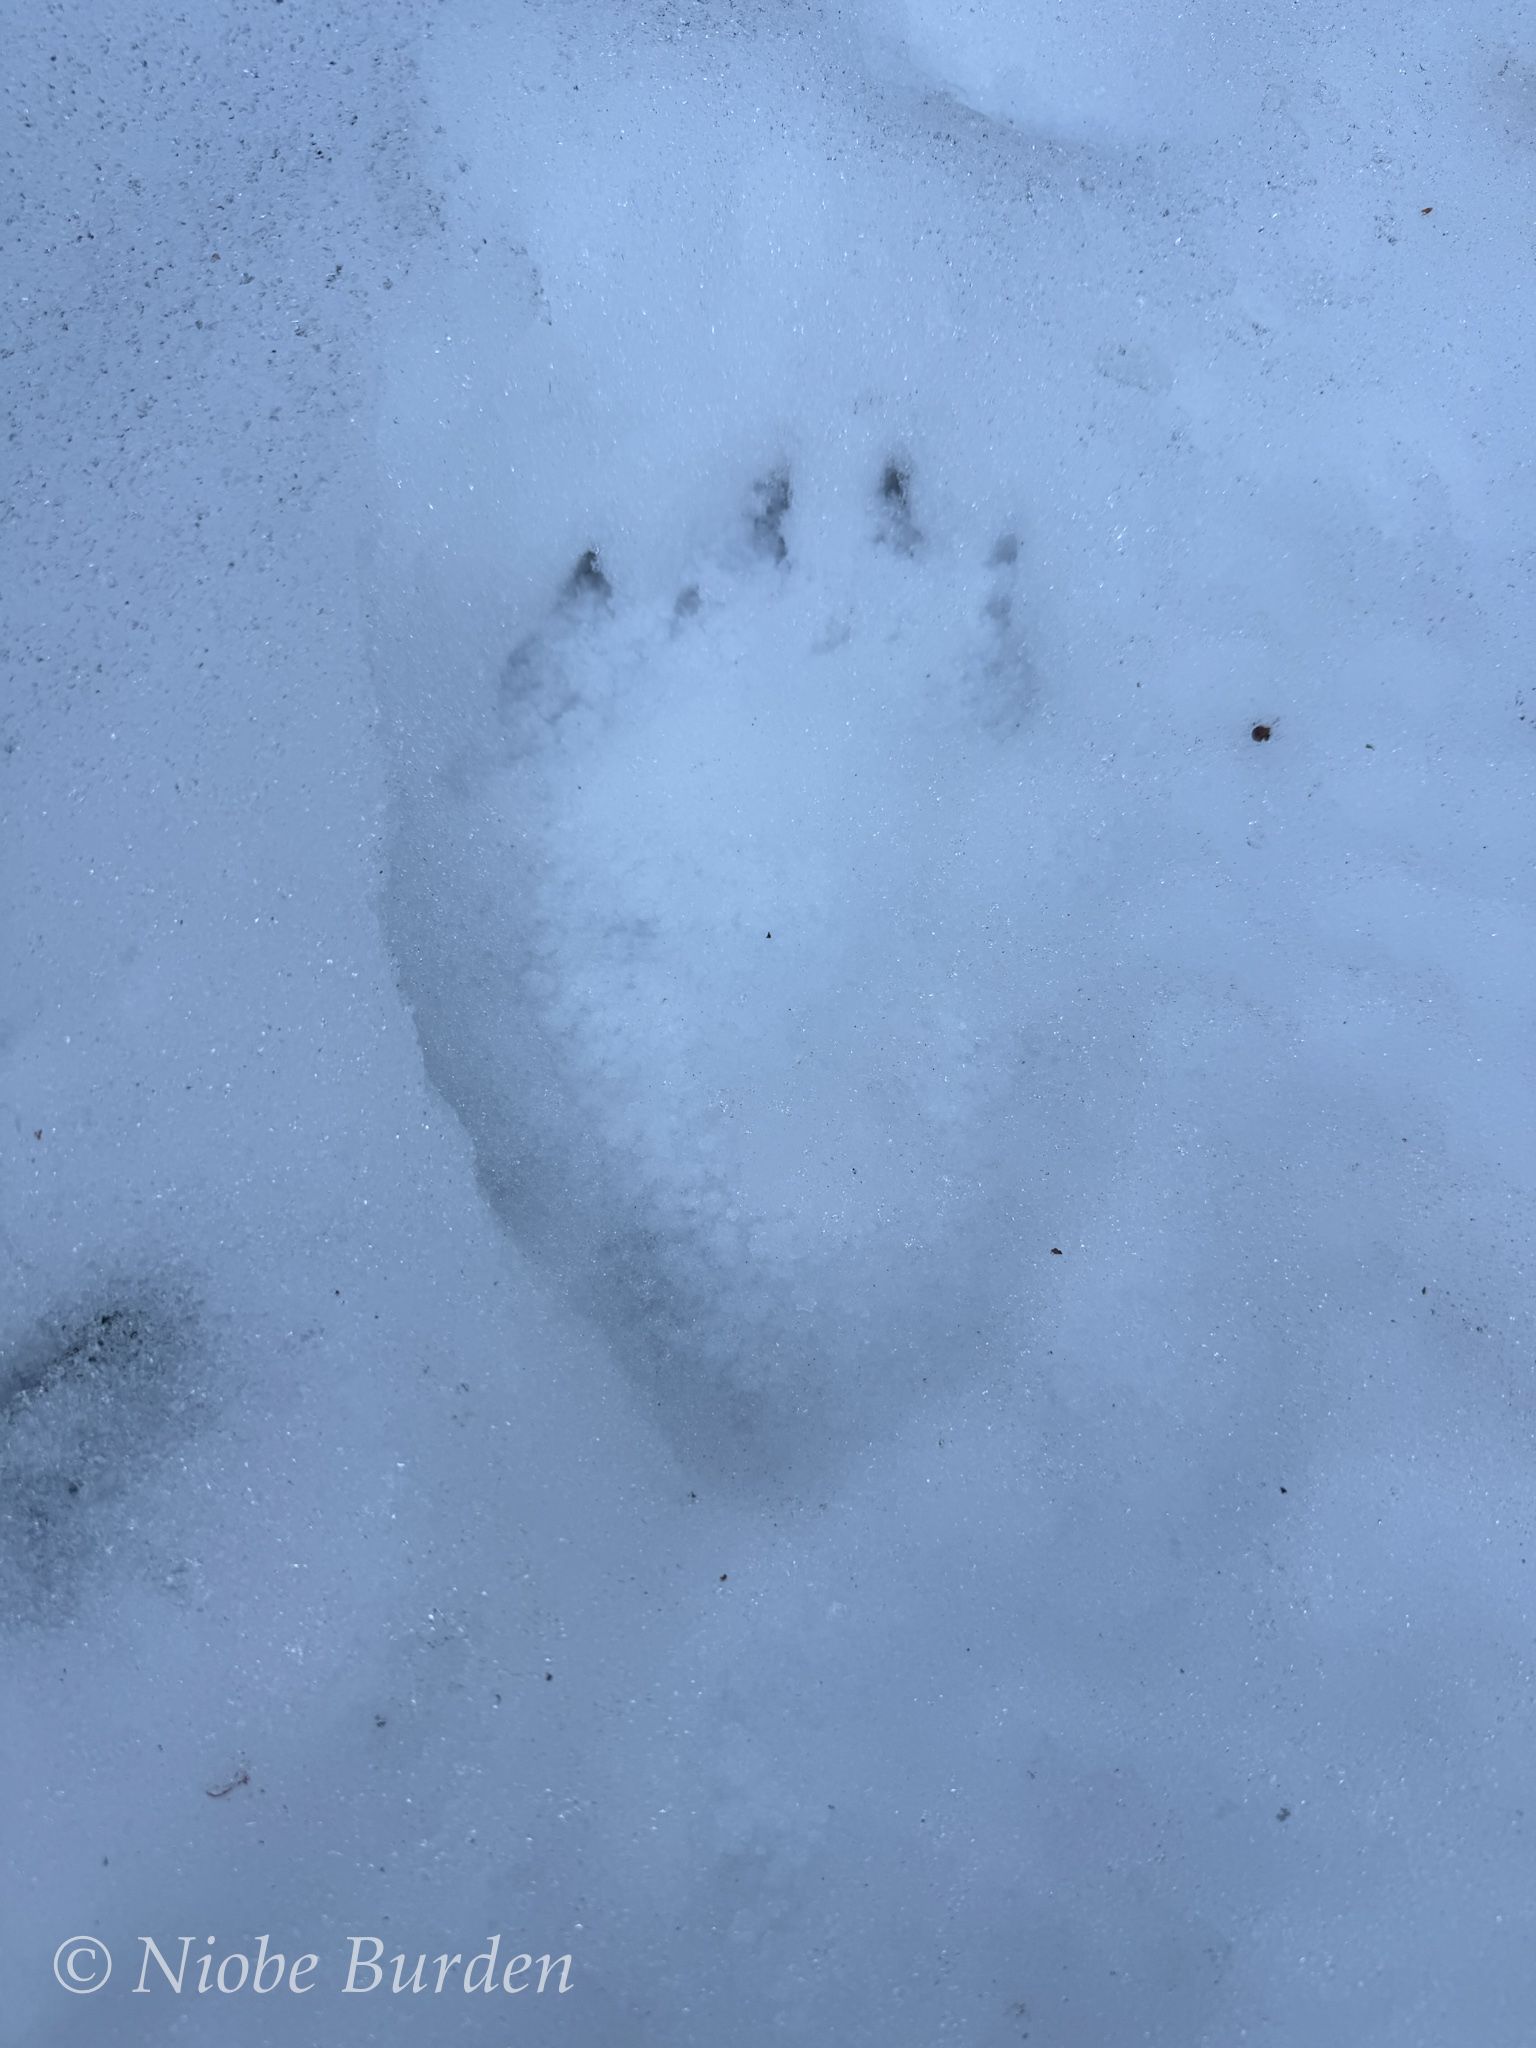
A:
[393,458,1107,1496]
[0,1283,205,1624]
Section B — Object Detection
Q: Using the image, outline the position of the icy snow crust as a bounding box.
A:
[6,0,1536,2042]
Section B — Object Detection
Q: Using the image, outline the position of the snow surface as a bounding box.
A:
[4,1,1536,2042]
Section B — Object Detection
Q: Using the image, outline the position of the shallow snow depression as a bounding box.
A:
[5,0,1536,2043]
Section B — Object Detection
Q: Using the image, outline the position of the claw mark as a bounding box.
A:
[751,470,792,562]
[565,549,612,603]
[984,531,1021,629]
[877,460,921,552]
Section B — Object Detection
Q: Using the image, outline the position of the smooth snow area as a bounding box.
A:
[4,3,1535,2043]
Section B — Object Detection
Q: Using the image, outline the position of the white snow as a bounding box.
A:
[4,2,1535,2042]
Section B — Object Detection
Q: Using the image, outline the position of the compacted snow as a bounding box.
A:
[4,3,1535,2043]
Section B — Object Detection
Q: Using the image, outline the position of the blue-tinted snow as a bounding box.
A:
[4,2,1535,2042]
